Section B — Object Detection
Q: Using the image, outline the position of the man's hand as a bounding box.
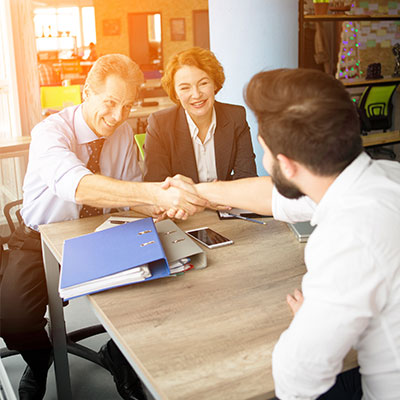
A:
[286,289,304,316]
[158,175,208,219]
[163,175,230,212]
[161,174,196,192]
[156,177,207,220]
[132,204,167,222]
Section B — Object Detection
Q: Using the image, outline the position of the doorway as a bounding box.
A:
[128,12,163,79]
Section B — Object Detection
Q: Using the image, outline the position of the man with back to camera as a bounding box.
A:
[0,53,207,400]
[166,68,400,399]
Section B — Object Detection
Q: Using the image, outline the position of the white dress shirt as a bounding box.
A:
[185,108,217,183]
[271,152,400,400]
[21,105,142,230]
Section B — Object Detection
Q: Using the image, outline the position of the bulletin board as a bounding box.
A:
[353,0,400,76]
[302,0,400,78]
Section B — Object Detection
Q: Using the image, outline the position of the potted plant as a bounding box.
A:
[313,0,330,15]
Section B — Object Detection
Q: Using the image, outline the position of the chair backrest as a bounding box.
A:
[3,199,23,234]
[1,199,23,282]
[134,133,146,160]
[40,85,82,110]
[358,84,398,132]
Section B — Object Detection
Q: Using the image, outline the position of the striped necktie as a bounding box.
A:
[79,138,105,219]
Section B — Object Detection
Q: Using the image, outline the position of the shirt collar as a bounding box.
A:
[74,104,104,145]
[311,152,372,226]
[185,107,217,141]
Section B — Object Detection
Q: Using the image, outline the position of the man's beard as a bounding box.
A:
[271,161,305,200]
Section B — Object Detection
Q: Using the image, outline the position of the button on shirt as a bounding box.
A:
[21,105,142,230]
[185,108,217,183]
[271,152,400,400]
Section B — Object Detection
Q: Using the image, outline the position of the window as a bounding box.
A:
[33,6,96,59]
[0,0,21,140]
[0,0,24,221]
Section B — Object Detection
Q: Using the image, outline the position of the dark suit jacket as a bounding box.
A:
[143,101,257,183]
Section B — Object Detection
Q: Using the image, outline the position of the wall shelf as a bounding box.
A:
[342,76,400,88]
[362,130,400,148]
[304,14,400,22]
[298,0,400,71]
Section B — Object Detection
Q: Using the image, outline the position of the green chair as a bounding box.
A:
[358,84,398,133]
[134,133,146,161]
[358,83,398,159]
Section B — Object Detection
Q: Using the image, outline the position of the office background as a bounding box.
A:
[1,0,400,398]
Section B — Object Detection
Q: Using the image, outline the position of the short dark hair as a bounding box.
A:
[245,68,362,176]
[162,47,225,104]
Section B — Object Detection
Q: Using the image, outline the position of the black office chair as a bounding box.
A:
[358,83,398,159]
[2,199,23,239]
[0,199,106,366]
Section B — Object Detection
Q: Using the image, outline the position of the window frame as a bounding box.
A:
[0,0,22,140]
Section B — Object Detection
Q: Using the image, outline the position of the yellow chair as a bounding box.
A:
[134,133,146,160]
[40,85,82,112]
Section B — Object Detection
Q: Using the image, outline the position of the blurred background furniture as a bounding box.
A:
[40,84,81,116]
[38,61,61,86]
[358,83,399,159]
[358,84,398,132]
[134,133,146,161]
[128,96,173,134]
[60,59,84,84]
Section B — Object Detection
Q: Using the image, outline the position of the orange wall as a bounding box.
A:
[93,0,208,68]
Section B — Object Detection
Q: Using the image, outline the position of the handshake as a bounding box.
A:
[145,174,228,221]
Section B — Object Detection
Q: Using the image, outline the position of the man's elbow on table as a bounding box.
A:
[271,337,336,400]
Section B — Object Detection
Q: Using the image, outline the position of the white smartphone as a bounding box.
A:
[186,227,233,249]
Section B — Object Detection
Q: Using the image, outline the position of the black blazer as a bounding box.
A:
[143,101,257,183]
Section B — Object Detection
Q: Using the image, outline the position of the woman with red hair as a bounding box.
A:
[144,47,257,183]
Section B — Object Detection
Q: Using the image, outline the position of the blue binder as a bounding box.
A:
[59,217,169,300]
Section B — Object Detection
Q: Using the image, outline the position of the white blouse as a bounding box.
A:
[185,108,217,183]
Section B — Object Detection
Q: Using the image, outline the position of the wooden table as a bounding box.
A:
[129,96,173,119]
[39,210,356,400]
[128,96,174,133]
[0,136,31,159]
